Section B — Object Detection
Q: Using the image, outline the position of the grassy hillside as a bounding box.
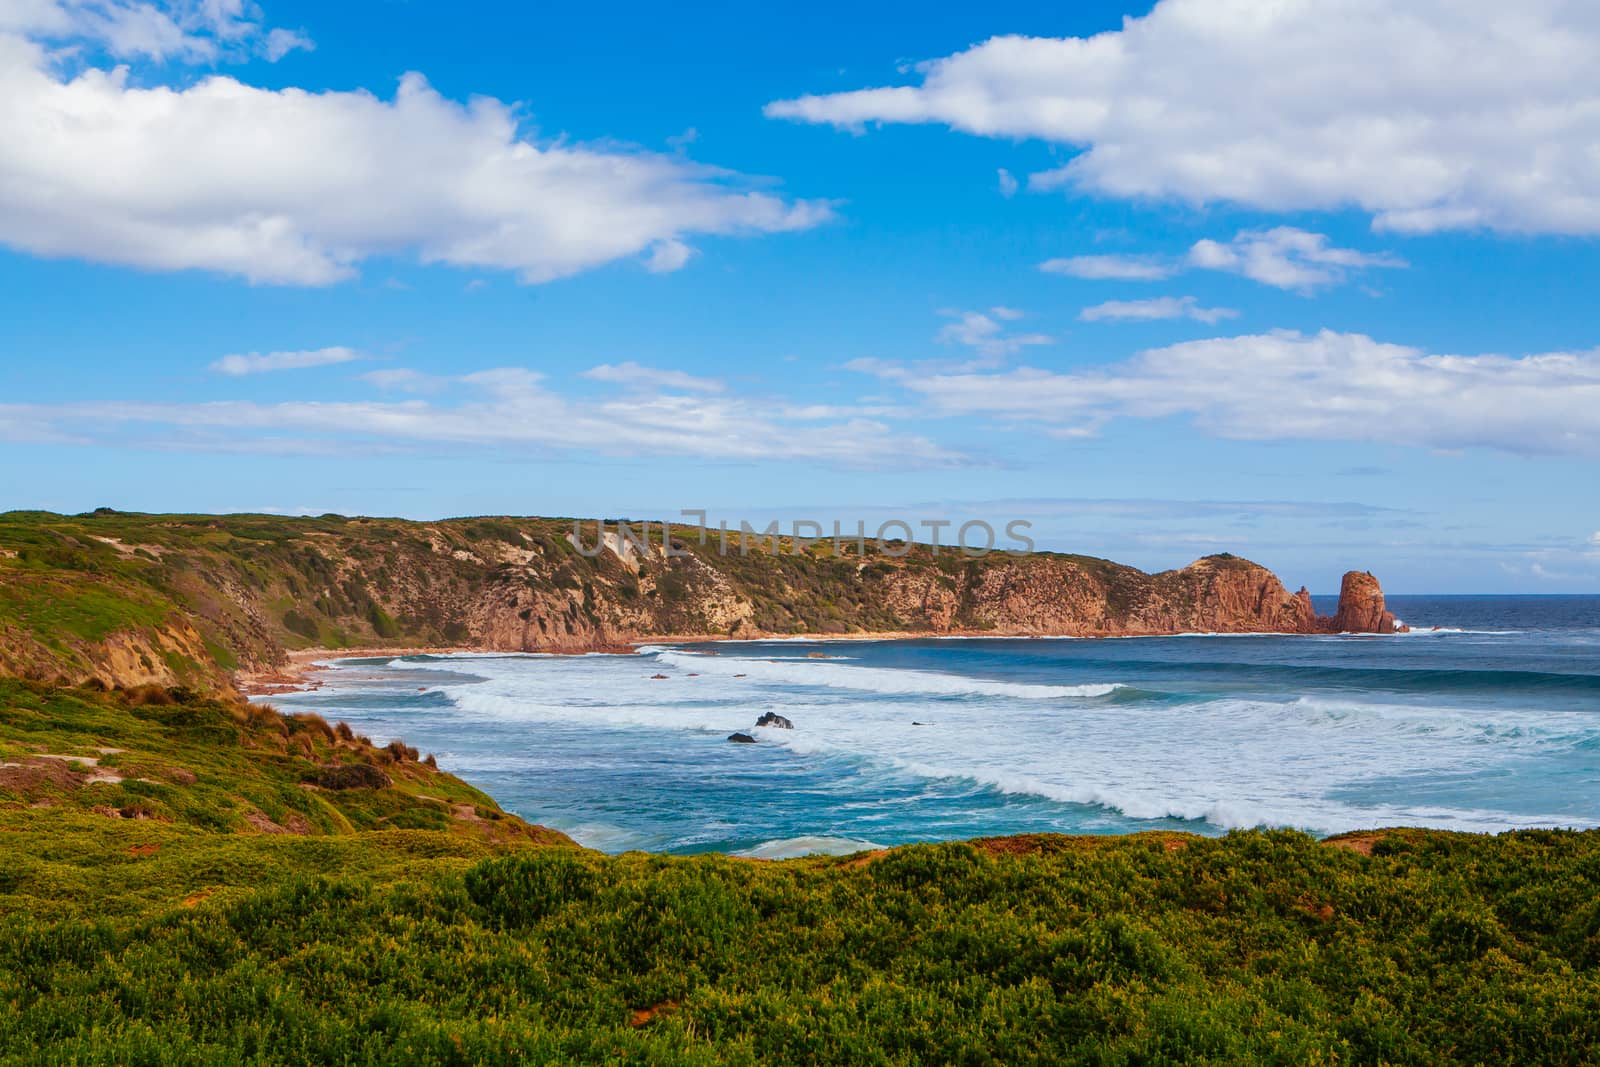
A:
[0,680,569,845]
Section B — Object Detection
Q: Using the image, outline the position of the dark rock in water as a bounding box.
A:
[727,732,757,744]
[650,673,669,680]
[912,721,933,727]
[755,712,793,729]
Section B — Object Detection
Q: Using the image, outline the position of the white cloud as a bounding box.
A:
[262,26,311,61]
[3,0,309,62]
[852,329,1600,456]
[768,0,1600,235]
[1046,229,1401,293]
[1590,531,1600,547]
[936,308,1051,361]
[0,366,964,467]
[1187,228,1404,291]
[996,168,1018,197]
[643,238,694,274]
[209,346,361,375]
[1040,255,1175,281]
[0,17,829,286]
[581,362,723,393]
[1079,296,1237,325]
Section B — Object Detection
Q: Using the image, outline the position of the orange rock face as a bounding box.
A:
[864,555,1400,637]
[1329,570,1404,634]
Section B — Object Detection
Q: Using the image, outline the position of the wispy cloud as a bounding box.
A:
[1079,296,1237,325]
[359,368,446,393]
[936,307,1051,362]
[581,362,724,393]
[210,347,362,376]
[1040,255,1175,281]
[1044,229,1402,293]
[5,0,312,63]
[851,329,1600,457]
[1,365,966,468]
[1187,228,1405,292]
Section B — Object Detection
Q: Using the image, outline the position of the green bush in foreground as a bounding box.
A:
[4,824,1600,1064]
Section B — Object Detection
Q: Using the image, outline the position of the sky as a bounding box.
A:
[1,0,1598,593]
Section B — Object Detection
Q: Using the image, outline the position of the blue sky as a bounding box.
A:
[2,0,1598,592]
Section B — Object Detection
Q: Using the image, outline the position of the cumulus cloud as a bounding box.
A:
[1040,255,1175,281]
[1079,296,1237,325]
[581,362,723,393]
[0,366,961,468]
[768,0,1600,235]
[209,346,361,375]
[852,329,1600,456]
[996,168,1019,197]
[1590,531,1600,547]
[0,14,828,286]
[1187,228,1405,291]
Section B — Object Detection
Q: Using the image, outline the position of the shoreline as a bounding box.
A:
[238,645,489,696]
[236,625,1392,697]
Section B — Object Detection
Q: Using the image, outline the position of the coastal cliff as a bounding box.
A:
[0,511,1402,691]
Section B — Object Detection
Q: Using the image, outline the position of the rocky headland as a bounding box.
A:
[0,511,1405,693]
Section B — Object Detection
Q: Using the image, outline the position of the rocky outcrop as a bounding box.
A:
[727,733,757,744]
[871,555,1385,637]
[1330,571,1403,634]
[755,712,794,729]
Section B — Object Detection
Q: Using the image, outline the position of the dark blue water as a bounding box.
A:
[271,597,1600,856]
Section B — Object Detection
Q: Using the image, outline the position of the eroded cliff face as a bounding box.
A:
[0,615,231,692]
[0,512,1403,690]
[868,554,1375,637]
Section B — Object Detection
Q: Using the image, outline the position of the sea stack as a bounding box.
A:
[1331,571,1404,634]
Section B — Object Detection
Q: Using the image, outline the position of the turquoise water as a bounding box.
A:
[269,596,1600,857]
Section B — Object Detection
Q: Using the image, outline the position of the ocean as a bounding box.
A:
[267,595,1600,858]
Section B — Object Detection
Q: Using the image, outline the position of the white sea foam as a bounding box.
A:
[649,647,1123,699]
[285,640,1600,848]
[733,836,884,859]
[873,757,1598,835]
